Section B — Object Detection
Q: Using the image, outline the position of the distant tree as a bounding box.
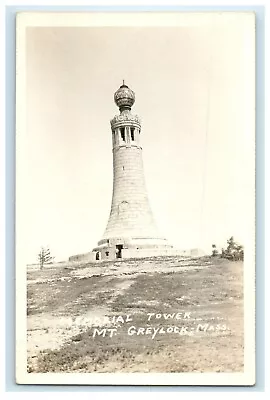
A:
[38,247,54,269]
[211,244,219,257]
[234,244,244,261]
[221,237,244,261]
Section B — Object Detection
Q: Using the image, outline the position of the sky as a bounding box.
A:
[19,12,255,263]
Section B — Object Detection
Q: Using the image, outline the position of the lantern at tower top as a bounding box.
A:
[114,81,135,112]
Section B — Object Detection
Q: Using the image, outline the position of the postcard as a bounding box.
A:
[16,11,255,385]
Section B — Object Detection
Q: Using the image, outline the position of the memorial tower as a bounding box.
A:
[93,82,172,260]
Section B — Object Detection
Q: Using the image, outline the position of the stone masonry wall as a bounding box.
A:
[102,145,161,240]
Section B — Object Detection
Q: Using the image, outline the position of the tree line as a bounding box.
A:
[212,236,244,261]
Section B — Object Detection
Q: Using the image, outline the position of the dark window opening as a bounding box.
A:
[105,251,109,257]
[120,128,125,141]
[131,128,135,141]
[116,244,123,259]
[123,166,125,170]
[96,252,100,261]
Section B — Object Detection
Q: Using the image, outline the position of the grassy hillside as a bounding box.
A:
[27,256,243,373]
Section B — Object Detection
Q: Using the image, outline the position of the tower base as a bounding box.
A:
[92,236,174,261]
[68,244,205,263]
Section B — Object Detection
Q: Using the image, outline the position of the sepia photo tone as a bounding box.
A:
[16,12,255,385]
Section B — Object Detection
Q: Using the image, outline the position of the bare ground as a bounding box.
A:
[27,256,243,373]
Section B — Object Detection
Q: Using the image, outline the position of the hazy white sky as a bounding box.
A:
[20,13,255,262]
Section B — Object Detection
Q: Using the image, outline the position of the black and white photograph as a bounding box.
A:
[16,11,255,385]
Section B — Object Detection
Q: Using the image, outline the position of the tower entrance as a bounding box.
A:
[116,244,123,259]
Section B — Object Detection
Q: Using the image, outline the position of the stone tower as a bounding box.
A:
[92,82,172,260]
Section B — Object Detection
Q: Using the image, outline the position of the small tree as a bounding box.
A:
[38,247,54,269]
[234,244,244,261]
[211,244,219,257]
[221,237,244,261]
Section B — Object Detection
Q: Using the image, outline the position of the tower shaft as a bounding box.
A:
[103,133,159,240]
